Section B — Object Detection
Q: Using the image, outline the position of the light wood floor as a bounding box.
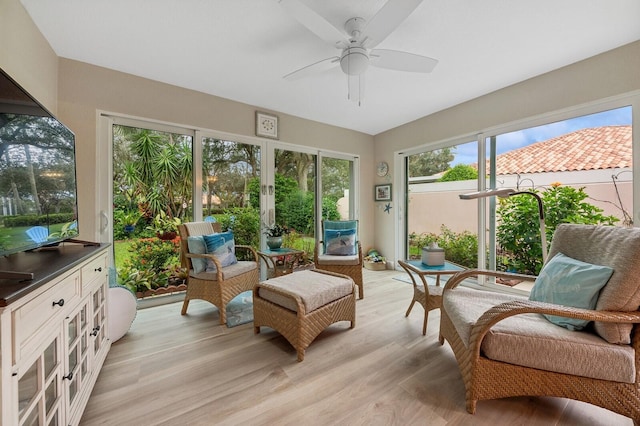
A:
[81,269,632,425]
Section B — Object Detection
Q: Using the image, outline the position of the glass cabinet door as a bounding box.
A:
[91,282,107,356]
[18,335,63,426]
[65,302,90,415]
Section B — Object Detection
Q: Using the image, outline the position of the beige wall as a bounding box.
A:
[56,60,375,247]
[0,0,58,113]
[374,40,640,265]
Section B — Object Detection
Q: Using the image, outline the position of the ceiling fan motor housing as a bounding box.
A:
[340,46,369,75]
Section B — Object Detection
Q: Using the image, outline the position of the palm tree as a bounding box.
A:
[113,126,193,220]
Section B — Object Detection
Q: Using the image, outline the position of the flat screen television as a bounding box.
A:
[0,68,79,261]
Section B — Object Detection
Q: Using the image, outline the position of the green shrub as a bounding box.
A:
[218,207,261,248]
[497,184,618,274]
[408,225,478,268]
[3,213,76,227]
[117,237,182,292]
[438,164,478,182]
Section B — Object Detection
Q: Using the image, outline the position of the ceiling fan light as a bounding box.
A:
[340,46,369,75]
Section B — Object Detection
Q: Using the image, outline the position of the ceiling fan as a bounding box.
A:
[277,0,438,105]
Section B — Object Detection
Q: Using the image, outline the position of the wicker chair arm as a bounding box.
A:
[467,299,640,357]
[444,269,536,291]
[254,283,307,315]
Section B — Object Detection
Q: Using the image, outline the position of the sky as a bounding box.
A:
[451,106,632,166]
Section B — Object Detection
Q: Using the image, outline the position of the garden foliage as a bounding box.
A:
[497,184,618,274]
[118,237,184,293]
[409,225,479,268]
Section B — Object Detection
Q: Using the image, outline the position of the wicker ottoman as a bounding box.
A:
[253,269,356,361]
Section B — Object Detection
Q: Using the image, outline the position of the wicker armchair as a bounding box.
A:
[178,222,259,325]
[439,224,640,422]
[314,220,364,299]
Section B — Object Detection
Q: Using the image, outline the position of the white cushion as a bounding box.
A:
[316,253,360,266]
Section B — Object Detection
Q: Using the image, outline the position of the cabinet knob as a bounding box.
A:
[52,299,65,307]
[90,325,101,336]
[95,267,103,272]
[63,372,73,381]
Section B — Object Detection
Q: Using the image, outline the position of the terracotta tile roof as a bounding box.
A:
[494,125,632,175]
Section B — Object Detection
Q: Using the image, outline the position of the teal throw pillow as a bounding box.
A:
[202,231,237,271]
[324,228,356,255]
[529,252,614,331]
[187,235,207,273]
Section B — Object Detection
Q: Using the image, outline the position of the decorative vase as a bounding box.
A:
[266,236,283,250]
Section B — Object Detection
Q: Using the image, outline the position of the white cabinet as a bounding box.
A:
[17,331,64,426]
[0,245,110,426]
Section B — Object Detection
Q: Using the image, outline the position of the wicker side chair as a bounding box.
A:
[439,224,640,423]
[178,222,260,325]
[314,220,364,299]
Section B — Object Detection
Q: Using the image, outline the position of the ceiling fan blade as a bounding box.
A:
[363,0,424,48]
[370,49,438,73]
[277,0,346,46]
[283,56,340,81]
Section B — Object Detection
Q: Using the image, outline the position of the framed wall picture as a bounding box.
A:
[256,111,279,139]
[375,184,392,201]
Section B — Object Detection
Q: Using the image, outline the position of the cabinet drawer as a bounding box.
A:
[13,270,81,362]
[81,252,108,291]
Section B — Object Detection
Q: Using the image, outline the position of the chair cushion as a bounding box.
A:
[324,228,357,255]
[548,224,640,344]
[316,253,360,266]
[187,235,207,273]
[257,270,353,313]
[444,287,636,383]
[190,260,257,281]
[202,231,238,271]
[529,252,613,330]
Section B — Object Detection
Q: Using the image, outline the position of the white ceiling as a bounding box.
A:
[20,0,640,135]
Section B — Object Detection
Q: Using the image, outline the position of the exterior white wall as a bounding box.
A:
[408,170,633,236]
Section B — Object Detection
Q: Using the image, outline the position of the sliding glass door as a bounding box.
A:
[400,100,636,292]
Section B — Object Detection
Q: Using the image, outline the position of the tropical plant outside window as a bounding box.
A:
[113,125,193,294]
[113,128,354,296]
[406,105,632,286]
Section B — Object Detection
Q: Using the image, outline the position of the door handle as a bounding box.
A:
[100,210,109,233]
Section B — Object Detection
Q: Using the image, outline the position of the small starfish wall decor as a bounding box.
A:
[384,203,392,213]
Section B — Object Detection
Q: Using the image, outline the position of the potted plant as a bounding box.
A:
[120,210,142,233]
[264,223,288,250]
[149,211,182,240]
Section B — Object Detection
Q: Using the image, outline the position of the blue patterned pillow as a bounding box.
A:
[529,252,613,330]
[202,231,237,271]
[187,235,207,273]
[324,228,356,255]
